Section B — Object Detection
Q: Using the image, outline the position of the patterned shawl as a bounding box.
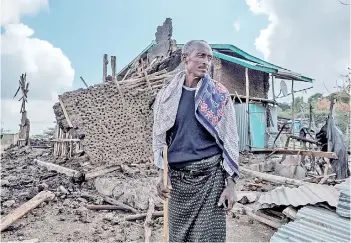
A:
[152,70,240,180]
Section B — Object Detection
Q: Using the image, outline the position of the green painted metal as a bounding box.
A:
[249,104,266,149]
[211,44,285,70]
[213,51,277,73]
[118,42,313,83]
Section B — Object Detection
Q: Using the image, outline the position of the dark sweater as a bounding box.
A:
[166,86,221,168]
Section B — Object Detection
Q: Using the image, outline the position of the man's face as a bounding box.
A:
[183,43,213,78]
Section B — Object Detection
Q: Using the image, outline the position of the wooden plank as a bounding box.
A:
[241,167,305,186]
[34,159,83,178]
[124,211,164,221]
[236,203,283,229]
[103,196,138,214]
[85,166,121,180]
[51,139,81,142]
[282,206,297,220]
[0,191,55,232]
[58,97,73,127]
[86,204,135,212]
[250,149,338,159]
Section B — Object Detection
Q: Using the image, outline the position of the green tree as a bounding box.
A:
[308,93,323,105]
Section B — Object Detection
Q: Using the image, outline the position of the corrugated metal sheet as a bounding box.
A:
[336,178,350,218]
[234,103,269,151]
[271,206,350,243]
[249,104,266,149]
[259,184,340,208]
[234,103,249,151]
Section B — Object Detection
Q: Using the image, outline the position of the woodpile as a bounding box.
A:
[53,70,178,166]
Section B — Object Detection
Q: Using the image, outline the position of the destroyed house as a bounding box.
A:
[117,42,313,151]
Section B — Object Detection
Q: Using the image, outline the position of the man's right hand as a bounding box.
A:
[156,170,172,200]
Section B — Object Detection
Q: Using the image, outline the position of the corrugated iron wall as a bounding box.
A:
[234,103,274,151]
[234,103,249,151]
[267,106,279,148]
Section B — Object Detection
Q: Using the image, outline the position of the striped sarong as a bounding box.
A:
[168,154,226,242]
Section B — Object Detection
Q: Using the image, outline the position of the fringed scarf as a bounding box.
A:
[152,71,240,180]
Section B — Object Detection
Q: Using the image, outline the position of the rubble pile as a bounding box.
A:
[0,146,276,242]
[0,146,164,242]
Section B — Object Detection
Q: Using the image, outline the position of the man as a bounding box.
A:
[152,40,240,242]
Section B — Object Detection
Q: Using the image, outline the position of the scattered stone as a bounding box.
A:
[58,185,69,194]
[6,175,17,182]
[1,179,10,186]
[38,183,49,192]
[63,199,70,206]
[3,199,16,208]
[103,212,115,222]
[248,218,254,224]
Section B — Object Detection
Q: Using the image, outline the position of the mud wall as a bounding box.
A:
[54,83,156,167]
[213,58,269,99]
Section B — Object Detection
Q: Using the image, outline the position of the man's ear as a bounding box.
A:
[182,54,188,63]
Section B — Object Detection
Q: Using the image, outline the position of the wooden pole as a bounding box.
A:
[144,197,155,242]
[79,76,89,88]
[245,68,251,150]
[163,145,169,243]
[103,54,108,83]
[124,211,164,221]
[240,167,305,186]
[0,191,55,232]
[271,75,276,102]
[291,80,295,137]
[34,159,82,178]
[111,56,116,81]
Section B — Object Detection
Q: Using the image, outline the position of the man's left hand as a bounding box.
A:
[218,178,237,210]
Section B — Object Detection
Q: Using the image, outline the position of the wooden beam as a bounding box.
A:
[51,139,81,142]
[86,204,135,212]
[34,159,83,178]
[111,56,116,80]
[80,76,89,88]
[0,191,55,232]
[85,166,121,180]
[236,203,283,229]
[241,167,305,186]
[282,206,297,220]
[291,80,295,139]
[103,196,138,214]
[58,97,73,128]
[250,149,338,159]
[103,54,108,82]
[230,94,277,104]
[245,68,251,150]
[271,75,276,102]
[124,211,164,221]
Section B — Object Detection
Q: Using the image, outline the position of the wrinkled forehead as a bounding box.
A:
[191,42,212,55]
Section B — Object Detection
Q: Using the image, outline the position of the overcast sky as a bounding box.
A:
[1,0,350,134]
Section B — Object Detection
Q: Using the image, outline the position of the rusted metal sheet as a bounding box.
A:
[271,206,350,242]
[259,183,340,208]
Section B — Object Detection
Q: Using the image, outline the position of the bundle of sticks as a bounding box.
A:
[114,69,179,96]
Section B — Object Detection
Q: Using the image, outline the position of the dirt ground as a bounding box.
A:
[1,146,275,242]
